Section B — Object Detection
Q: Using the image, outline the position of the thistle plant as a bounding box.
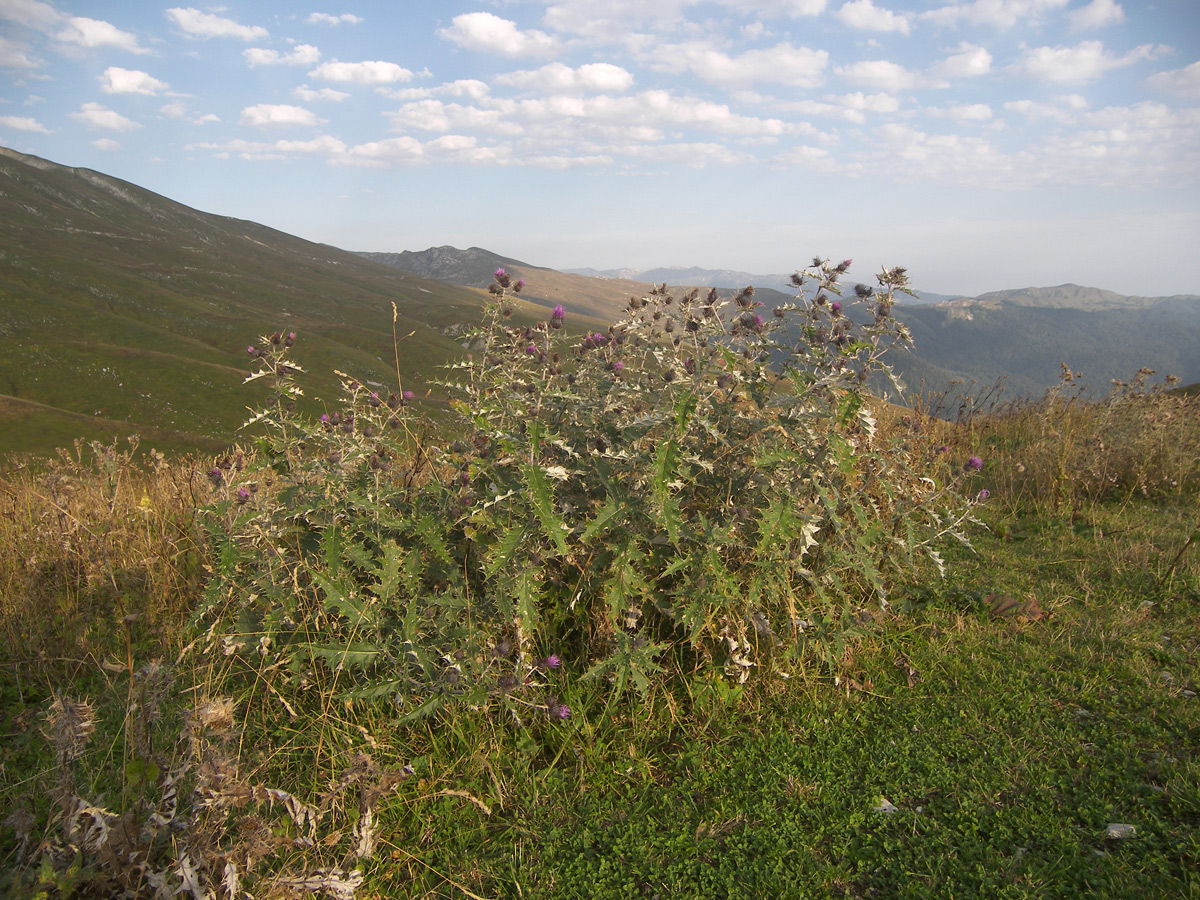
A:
[196,259,981,720]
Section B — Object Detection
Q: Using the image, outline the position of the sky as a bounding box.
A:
[2,0,1199,296]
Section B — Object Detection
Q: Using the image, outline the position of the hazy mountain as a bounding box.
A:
[565,264,959,304]
[368,245,1200,402]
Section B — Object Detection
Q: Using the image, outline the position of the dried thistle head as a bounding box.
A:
[43,696,96,764]
[194,697,237,736]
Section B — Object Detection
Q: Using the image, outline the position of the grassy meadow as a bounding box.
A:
[1,317,1197,899]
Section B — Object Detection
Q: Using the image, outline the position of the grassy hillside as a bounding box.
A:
[1,350,1196,899]
[0,147,530,458]
[362,246,655,323]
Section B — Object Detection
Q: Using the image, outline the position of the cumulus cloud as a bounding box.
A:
[0,35,39,68]
[245,44,320,66]
[438,12,557,57]
[0,114,51,133]
[308,59,414,84]
[99,66,168,95]
[70,102,140,131]
[921,0,1070,29]
[307,12,362,26]
[497,62,635,94]
[0,0,63,31]
[240,103,322,127]
[1068,0,1124,31]
[1144,61,1200,100]
[1012,41,1167,84]
[90,137,120,150]
[294,84,350,102]
[165,7,268,40]
[55,16,145,52]
[388,99,510,134]
[930,42,992,78]
[652,42,829,89]
[927,102,994,123]
[835,59,933,90]
[835,0,911,35]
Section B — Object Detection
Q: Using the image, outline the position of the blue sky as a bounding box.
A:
[2,0,1198,295]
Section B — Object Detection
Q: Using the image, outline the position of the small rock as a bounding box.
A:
[874,798,899,814]
[1104,823,1136,840]
[1182,690,1197,699]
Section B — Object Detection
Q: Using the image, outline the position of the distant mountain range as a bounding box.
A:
[2,145,1198,459]
[563,264,960,304]
[370,246,1200,404]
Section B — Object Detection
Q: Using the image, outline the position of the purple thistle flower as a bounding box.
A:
[246,345,256,356]
[515,279,526,292]
[543,654,562,669]
[976,489,990,501]
[319,413,330,424]
[611,360,625,372]
[830,301,842,314]
[236,487,250,504]
[494,268,507,279]
[552,304,565,320]
[966,456,984,471]
[526,343,538,355]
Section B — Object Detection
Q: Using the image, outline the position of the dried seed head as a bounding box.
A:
[43,697,96,763]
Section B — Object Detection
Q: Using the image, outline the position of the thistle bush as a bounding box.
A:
[198,260,980,716]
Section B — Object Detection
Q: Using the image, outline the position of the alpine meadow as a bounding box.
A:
[1,144,1198,899]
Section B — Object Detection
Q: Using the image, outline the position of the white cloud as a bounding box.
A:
[99,66,168,95]
[165,8,268,40]
[90,137,120,150]
[497,62,635,94]
[55,16,144,52]
[1144,61,1200,100]
[0,0,63,31]
[308,59,414,84]
[240,103,322,127]
[0,114,51,132]
[835,0,911,35]
[1012,41,1167,84]
[0,35,38,68]
[245,44,320,66]
[194,113,220,124]
[1068,0,1124,31]
[930,42,992,78]
[653,42,829,89]
[307,12,362,26]
[921,0,1070,29]
[159,101,187,117]
[337,136,425,167]
[70,102,140,131]
[294,84,350,102]
[389,99,510,134]
[836,59,929,90]
[438,12,557,57]
[927,102,994,123]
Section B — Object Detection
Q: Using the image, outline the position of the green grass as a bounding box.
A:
[2,385,1199,899]
[349,500,1198,898]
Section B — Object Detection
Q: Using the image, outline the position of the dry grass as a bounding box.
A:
[0,437,207,679]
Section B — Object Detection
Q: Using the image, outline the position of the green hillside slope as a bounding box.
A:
[0,147,503,458]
